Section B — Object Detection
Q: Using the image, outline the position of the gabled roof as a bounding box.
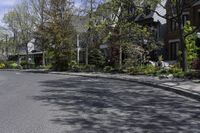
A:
[193,1,200,6]
[135,0,167,25]
[152,0,167,25]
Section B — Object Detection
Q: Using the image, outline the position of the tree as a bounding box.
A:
[29,0,48,50]
[94,0,160,67]
[3,11,20,62]
[184,21,198,65]
[88,48,105,67]
[15,1,35,66]
[141,0,200,71]
[78,0,104,64]
[37,0,76,71]
[4,1,35,67]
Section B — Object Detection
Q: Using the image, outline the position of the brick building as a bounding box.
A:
[166,0,200,60]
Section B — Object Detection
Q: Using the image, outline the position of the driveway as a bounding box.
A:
[0,71,200,133]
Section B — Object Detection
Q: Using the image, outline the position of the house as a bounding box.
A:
[8,39,45,67]
[96,0,167,63]
[166,0,200,61]
[134,0,167,60]
[135,0,167,42]
[72,15,89,63]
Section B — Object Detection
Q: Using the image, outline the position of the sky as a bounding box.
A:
[0,0,82,27]
[0,0,19,25]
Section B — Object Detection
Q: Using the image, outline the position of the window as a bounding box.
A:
[169,41,179,60]
[171,20,177,31]
[171,4,176,15]
[182,14,189,27]
[198,11,200,26]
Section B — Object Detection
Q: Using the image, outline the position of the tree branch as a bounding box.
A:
[184,26,200,38]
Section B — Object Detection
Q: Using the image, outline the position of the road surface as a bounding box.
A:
[0,71,200,133]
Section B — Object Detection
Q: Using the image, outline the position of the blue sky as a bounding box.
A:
[0,0,19,25]
[0,0,82,26]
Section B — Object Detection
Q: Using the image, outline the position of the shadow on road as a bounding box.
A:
[33,76,200,133]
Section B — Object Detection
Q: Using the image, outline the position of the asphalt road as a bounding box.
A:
[0,71,200,133]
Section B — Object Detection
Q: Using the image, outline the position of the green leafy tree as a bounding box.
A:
[79,0,104,64]
[88,48,105,67]
[38,0,76,71]
[141,0,200,71]
[94,0,160,67]
[4,1,35,67]
[184,21,198,65]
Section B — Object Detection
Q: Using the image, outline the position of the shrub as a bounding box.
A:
[44,64,53,70]
[173,71,185,78]
[192,58,200,70]
[123,59,137,68]
[143,65,158,75]
[0,61,22,69]
[103,66,114,73]
[155,66,183,77]
[89,49,105,68]
[126,65,158,75]
[0,63,5,69]
[157,69,169,75]
[9,62,21,69]
[84,64,96,72]
[68,61,80,72]
[168,67,182,74]
[20,61,29,69]
[20,61,35,69]
[127,67,140,75]
[184,70,200,79]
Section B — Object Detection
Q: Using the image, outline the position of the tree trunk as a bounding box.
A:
[5,35,8,58]
[77,34,80,64]
[26,44,29,69]
[86,44,88,65]
[119,28,122,68]
[177,17,188,72]
[42,51,46,66]
[119,45,122,68]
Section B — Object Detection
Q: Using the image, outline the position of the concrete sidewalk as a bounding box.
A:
[49,72,200,101]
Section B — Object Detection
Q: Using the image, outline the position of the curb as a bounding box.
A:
[1,69,200,101]
[0,69,49,73]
